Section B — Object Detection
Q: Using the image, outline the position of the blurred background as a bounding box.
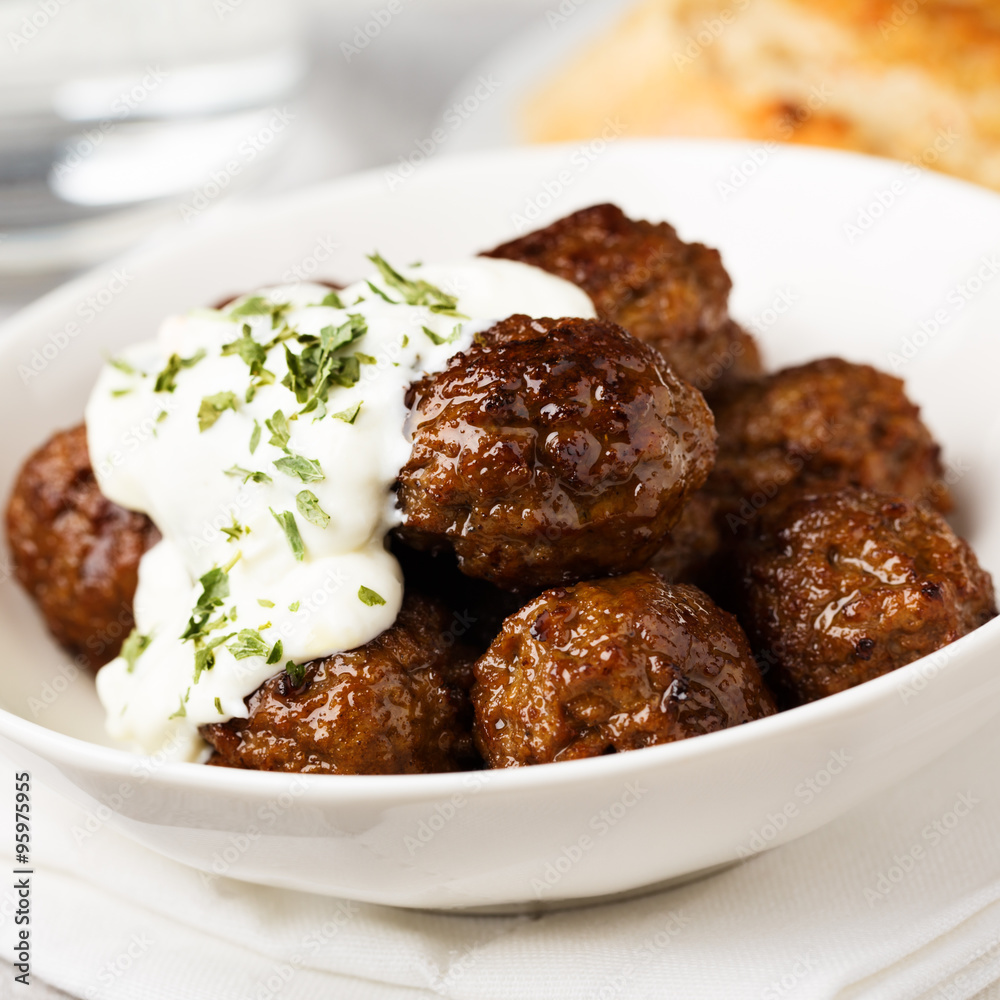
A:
[1,0,996,318]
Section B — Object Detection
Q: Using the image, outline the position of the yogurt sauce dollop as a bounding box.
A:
[87,256,596,757]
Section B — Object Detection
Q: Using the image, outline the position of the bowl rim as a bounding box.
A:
[3,136,999,802]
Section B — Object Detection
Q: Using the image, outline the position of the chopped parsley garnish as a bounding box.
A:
[271,508,305,561]
[265,409,291,450]
[356,353,376,365]
[227,629,270,660]
[194,632,236,683]
[274,454,325,483]
[421,324,461,346]
[296,490,330,528]
[331,401,362,424]
[197,391,239,432]
[365,280,397,304]
[154,349,206,393]
[222,324,268,371]
[121,629,152,673]
[367,253,467,318]
[285,661,306,685]
[229,296,290,328]
[320,289,344,308]
[220,517,248,543]
[358,585,386,607]
[282,315,367,418]
[288,601,300,613]
[111,388,132,398]
[181,565,232,643]
[257,598,275,608]
[266,639,284,665]
[107,355,139,376]
[224,465,272,484]
[401,334,409,348]
[169,692,189,719]
[214,697,223,714]
[249,420,261,454]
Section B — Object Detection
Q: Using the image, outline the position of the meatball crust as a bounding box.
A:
[708,357,951,518]
[5,425,159,671]
[200,593,479,774]
[483,203,762,390]
[396,314,717,590]
[472,570,777,767]
[737,488,997,705]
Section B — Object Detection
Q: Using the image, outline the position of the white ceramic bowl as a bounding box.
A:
[2,140,1000,912]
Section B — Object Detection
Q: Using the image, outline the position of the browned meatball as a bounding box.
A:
[472,570,777,767]
[737,488,997,705]
[646,357,952,589]
[201,593,480,774]
[483,203,762,391]
[708,357,950,522]
[5,425,159,671]
[396,314,717,591]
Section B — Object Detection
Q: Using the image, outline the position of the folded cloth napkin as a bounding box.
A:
[2,715,1000,1000]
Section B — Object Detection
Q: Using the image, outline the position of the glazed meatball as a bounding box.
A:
[396,314,717,591]
[708,357,950,518]
[483,203,762,390]
[472,570,777,767]
[5,425,159,671]
[201,593,480,774]
[646,357,952,590]
[737,488,997,705]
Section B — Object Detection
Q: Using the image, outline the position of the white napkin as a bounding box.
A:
[2,715,1000,1000]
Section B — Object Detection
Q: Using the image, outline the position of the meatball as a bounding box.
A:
[201,593,480,774]
[396,314,717,591]
[483,203,762,390]
[5,425,159,671]
[737,488,997,705]
[472,570,777,767]
[708,357,950,520]
[646,357,952,591]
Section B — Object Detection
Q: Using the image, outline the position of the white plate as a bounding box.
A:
[2,140,1000,911]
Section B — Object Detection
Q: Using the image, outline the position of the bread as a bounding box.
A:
[523,0,1000,191]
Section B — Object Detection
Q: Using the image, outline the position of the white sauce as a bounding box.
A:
[87,257,595,757]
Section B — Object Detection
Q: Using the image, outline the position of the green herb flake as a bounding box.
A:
[121,629,152,673]
[154,349,206,393]
[222,324,268,371]
[157,410,169,423]
[285,661,306,685]
[270,508,305,561]
[220,518,248,543]
[249,420,262,454]
[169,694,188,719]
[227,629,270,660]
[331,400,362,425]
[180,565,231,643]
[229,297,290,327]
[288,601,300,613]
[214,697,223,714]
[257,598,275,608]
[355,353,376,365]
[367,252,467,318]
[421,325,460,347]
[296,489,330,528]
[111,388,132,398]
[224,465,272,485]
[265,409,291,451]
[266,639,284,665]
[320,289,344,308]
[107,355,138,376]
[193,632,235,682]
[274,454,325,483]
[358,585,387,607]
[197,391,240,432]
